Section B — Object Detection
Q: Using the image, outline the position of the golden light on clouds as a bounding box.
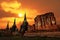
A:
[1,1,21,13]
[1,1,37,16]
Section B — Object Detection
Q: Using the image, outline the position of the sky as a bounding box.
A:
[0,0,60,29]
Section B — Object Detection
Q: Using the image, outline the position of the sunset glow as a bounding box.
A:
[18,13,23,17]
[0,0,60,29]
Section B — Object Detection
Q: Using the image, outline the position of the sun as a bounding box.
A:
[18,13,23,17]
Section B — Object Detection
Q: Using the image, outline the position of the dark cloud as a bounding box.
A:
[0,10,18,18]
[0,9,33,19]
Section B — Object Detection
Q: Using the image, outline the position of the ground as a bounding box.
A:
[0,36,60,40]
[0,32,60,40]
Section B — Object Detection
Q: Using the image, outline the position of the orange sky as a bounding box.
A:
[0,0,60,29]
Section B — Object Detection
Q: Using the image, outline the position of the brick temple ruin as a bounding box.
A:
[34,12,58,31]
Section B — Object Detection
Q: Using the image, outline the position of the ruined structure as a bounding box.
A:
[34,12,57,31]
[19,13,28,36]
[6,22,9,30]
[10,19,18,32]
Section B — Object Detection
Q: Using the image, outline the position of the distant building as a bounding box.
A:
[34,12,57,31]
[19,13,28,36]
[6,22,9,31]
[10,19,18,32]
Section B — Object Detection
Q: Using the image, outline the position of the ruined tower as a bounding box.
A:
[10,19,18,32]
[20,13,28,36]
[6,22,9,30]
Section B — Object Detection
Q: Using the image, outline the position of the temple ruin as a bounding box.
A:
[34,12,57,31]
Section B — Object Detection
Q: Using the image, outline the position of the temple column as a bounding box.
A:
[43,17,46,27]
[50,16,53,25]
[51,16,56,25]
[40,16,43,27]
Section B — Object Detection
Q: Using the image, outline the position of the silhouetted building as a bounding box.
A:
[10,19,18,32]
[6,22,9,30]
[19,13,28,36]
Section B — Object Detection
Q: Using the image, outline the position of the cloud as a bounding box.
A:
[0,10,18,18]
[0,1,21,14]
